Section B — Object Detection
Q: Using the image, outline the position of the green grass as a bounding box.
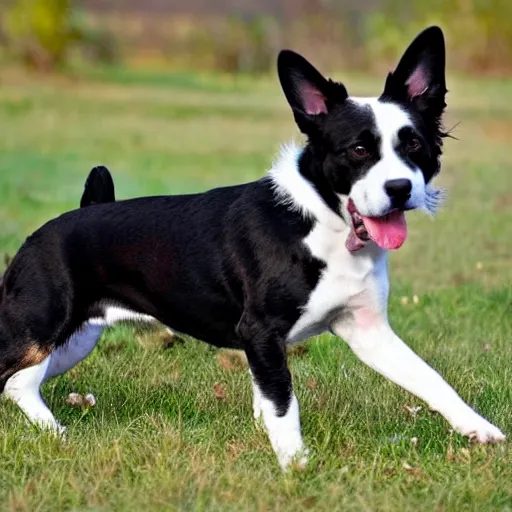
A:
[0,67,511,511]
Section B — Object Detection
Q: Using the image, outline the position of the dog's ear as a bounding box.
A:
[382,26,446,117]
[277,50,347,134]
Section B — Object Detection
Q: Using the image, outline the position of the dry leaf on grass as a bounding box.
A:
[213,382,227,399]
[216,350,247,371]
[287,344,308,357]
[65,392,96,410]
[402,462,421,476]
[306,378,318,389]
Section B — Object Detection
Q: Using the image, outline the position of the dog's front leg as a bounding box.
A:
[238,313,307,470]
[332,311,505,443]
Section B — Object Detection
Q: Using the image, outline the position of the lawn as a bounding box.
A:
[0,66,511,511]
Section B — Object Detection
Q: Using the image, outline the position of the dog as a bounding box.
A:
[0,26,505,469]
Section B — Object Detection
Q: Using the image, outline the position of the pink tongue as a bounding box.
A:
[361,211,407,250]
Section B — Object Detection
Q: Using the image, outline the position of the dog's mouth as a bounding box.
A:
[345,199,408,252]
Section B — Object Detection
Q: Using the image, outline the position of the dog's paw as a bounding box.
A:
[30,418,67,438]
[286,448,310,472]
[276,445,310,471]
[453,414,505,444]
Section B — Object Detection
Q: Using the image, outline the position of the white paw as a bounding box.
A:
[270,429,309,470]
[30,418,67,437]
[276,446,310,471]
[43,422,67,437]
[453,413,505,444]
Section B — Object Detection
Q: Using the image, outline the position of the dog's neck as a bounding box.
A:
[268,142,349,233]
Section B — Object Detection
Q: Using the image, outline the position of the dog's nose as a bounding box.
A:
[384,179,412,206]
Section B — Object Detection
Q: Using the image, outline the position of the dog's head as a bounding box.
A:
[278,26,446,251]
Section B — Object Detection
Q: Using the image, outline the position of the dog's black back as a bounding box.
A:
[2,180,317,352]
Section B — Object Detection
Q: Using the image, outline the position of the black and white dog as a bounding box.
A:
[0,27,505,469]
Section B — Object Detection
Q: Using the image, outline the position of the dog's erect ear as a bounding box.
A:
[80,166,116,208]
[382,26,446,117]
[278,50,347,134]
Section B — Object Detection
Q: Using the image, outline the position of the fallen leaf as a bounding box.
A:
[83,393,96,407]
[402,461,421,476]
[65,392,83,406]
[306,378,318,389]
[66,392,96,410]
[226,440,247,460]
[288,344,308,357]
[216,350,246,372]
[460,447,471,463]
[213,382,226,399]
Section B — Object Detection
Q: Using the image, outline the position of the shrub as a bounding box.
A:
[3,0,76,70]
[364,0,512,74]
[2,0,119,70]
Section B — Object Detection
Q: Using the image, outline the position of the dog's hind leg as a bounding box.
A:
[3,345,64,433]
[43,322,105,382]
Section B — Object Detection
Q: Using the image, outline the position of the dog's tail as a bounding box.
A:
[80,166,116,208]
[0,167,116,288]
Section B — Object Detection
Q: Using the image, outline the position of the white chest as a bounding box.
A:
[286,224,387,343]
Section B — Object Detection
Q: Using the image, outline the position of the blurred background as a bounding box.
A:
[0,0,510,289]
[1,0,512,74]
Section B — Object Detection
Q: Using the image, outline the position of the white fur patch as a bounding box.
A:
[288,220,386,343]
[268,142,344,231]
[256,386,307,469]
[4,358,64,433]
[250,371,263,421]
[89,306,157,326]
[268,142,388,343]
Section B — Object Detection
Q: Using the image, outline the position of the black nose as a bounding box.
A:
[384,178,412,206]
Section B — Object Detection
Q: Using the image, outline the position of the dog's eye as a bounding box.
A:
[350,145,369,158]
[407,137,422,151]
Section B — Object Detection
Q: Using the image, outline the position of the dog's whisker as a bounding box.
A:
[422,186,447,216]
